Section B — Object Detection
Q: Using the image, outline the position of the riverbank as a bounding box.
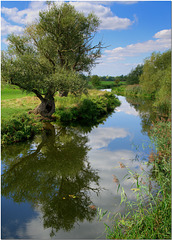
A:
[1,87,120,145]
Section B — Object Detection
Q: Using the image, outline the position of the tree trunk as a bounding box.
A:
[33,97,55,117]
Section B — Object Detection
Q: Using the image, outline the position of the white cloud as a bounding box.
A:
[1,2,134,31]
[100,16,133,30]
[116,96,139,116]
[70,2,134,30]
[1,1,134,47]
[87,127,129,149]
[1,17,24,36]
[1,2,46,26]
[91,60,140,76]
[104,29,171,62]
[29,1,46,10]
[153,29,171,39]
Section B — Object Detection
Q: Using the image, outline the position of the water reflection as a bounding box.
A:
[1,124,101,237]
[2,96,154,239]
[88,127,129,149]
[125,96,159,134]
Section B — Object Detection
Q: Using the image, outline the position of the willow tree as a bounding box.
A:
[1,2,102,117]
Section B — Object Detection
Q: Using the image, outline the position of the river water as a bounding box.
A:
[1,95,152,239]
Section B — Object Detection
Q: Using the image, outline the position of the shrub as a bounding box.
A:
[112,85,126,96]
[54,92,120,125]
[1,114,43,145]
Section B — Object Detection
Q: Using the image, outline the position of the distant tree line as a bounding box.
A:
[83,65,143,88]
[85,49,171,92]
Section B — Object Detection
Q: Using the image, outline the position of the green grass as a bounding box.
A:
[1,96,40,121]
[100,81,114,87]
[88,81,125,89]
[1,84,33,100]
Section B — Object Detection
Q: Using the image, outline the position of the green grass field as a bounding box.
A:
[1,84,33,100]
[1,85,114,122]
[1,85,40,121]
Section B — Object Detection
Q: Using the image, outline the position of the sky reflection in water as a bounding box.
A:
[1,96,151,239]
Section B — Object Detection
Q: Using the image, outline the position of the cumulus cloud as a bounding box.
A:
[1,1,134,32]
[1,17,24,36]
[87,127,129,149]
[1,1,135,46]
[153,29,171,39]
[1,1,46,26]
[104,29,171,62]
[70,1,134,30]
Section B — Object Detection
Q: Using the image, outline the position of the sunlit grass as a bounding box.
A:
[1,96,41,121]
[1,84,33,100]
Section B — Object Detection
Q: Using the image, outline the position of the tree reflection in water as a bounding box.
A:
[1,123,101,237]
[125,96,159,134]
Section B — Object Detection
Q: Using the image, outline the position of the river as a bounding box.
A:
[1,95,152,239]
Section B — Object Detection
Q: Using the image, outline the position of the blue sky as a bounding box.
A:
[1,1,171,76]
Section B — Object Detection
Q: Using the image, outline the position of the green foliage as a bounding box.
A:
[153,65,171,114]
[124,84,152,98]
[54,92,120,125]
[1,114,43,145]
[149,119,171,184]
[140,50,171,115]
[91,75,101,87]
[112,85,126,96]
[126,64,143,85]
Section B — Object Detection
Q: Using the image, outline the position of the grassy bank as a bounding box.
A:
[101,119,171,239]
[1,87,120,145]
[112,84,152,98]
[54,90,120,125]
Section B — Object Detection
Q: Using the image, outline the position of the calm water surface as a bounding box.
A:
[1,96,151,239]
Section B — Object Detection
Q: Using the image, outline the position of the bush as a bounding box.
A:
[1,114,43,145]
[112,85,126,96]
[54,92,120,125]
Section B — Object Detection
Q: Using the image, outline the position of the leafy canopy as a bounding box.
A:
[1,2,103,98]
